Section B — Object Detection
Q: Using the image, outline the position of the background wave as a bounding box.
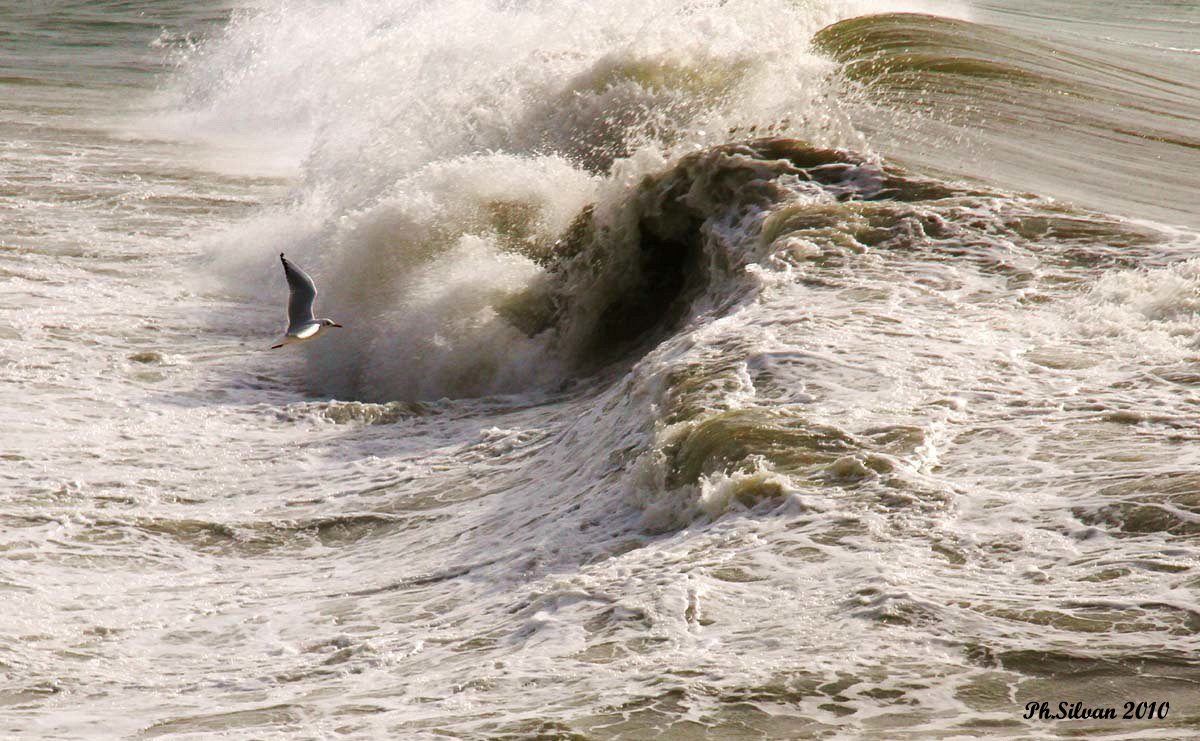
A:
[814,11,1200,228]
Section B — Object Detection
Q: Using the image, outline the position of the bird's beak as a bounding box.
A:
[332,323,343,328]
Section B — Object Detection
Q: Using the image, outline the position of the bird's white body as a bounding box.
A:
[272,253,341,348]
[272,319,335,347]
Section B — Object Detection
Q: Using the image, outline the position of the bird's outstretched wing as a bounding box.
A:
[280,253,317,328]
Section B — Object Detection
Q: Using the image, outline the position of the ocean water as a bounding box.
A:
[2,1,1199,738]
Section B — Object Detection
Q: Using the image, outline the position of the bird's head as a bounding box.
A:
[321,318,343,328]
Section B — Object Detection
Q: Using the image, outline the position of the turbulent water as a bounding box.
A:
[3,0,1200,738]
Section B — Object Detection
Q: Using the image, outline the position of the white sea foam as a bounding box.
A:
[177,0,974,399]
[6,1,1200,739]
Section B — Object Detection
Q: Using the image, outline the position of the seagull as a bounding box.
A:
[272,253,342,349]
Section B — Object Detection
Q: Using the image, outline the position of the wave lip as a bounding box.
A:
[541,139,962,372]
[240,137,965,403]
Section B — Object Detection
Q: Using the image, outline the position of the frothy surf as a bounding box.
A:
[4,0,1200,739]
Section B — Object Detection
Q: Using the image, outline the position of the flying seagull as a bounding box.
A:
[272,253,342,349]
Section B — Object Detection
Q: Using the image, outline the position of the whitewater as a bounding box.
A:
[2,0,1199,738]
